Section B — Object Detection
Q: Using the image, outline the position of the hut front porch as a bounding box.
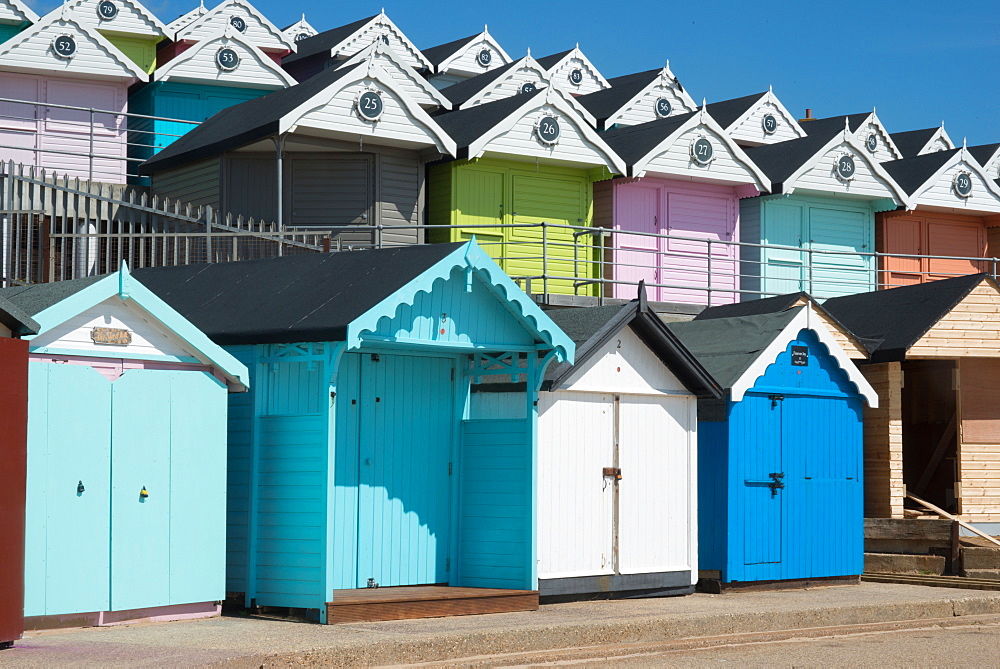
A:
[326,586,539,624]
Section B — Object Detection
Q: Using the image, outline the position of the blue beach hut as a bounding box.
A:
[135,240,574,623]
[669,304,877,585]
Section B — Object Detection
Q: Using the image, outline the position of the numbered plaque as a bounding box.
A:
[569,68,583,85]
[655,98,672,118]
[357,91,384,121]
[477,49,492,67]
[762,113,778,134]
[229,15,247,32]
[954,171,974,197]
[836,154,856,180]
[53,34,77,59]
[866,133,878,153]
[97,0,118,20]
[537,116,560,144]
[520,81,537,94]
[295,32,311,42]
[691,137,714,164]
[215,46,240,71]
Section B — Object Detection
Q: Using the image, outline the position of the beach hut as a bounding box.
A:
[535,46,609,95]
[429,86,625,298]
[969,143,1000,183]
[281,13,316,45]
[534,290,720,599]
[65,0,166,75]
[161,0,293,67]
[669,305,878,584]
[705,89,807,147]
[135,240,575,623]
[890,124,955,159]
[0,300,38,648]
[0,10,146,182]
[1,265,247,629]
[423,26,512,89]
[878,146,1000,287]
[801,111,903,163]
[596,106,770,305]
[740,119,912,299]
[577,64,696,131]
[0,0,35,44]
[438,50,553,110]
[139,56,454,239]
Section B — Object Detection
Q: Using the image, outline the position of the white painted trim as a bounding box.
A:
[909,148,1000,210]
[65,0,167,35]
[631,106,772,191]
[1,0,37,24]
[176,0,293,50]
[165,2,206,33]
[916,125,956,155]
[686,396,698,582]
[720,89,807,139]
[338,39,451,108]
[603,64,698,128]
[281,14,316,42]
[863,110,904,161]
[541,45,609,88]
[457,54,550,106]
[277,61,457,156]
[782,130,913,207]
[466,86,626,174]
[729,305,878,407]
[154,27,297,87]
[321,11,431,70]
[435,28,512,74]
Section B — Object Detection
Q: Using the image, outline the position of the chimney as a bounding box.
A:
[799,108,815,123]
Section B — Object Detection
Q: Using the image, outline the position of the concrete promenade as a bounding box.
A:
[3,583,1000,667]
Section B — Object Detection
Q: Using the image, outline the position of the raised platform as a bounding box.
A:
[326,586,538,624]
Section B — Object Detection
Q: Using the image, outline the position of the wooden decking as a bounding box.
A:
[326,586,539,624]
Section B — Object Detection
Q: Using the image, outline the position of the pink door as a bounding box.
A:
[0,74,40,168]
[661,191,737,306]
[42,78,126,183]
[614,184,660,299]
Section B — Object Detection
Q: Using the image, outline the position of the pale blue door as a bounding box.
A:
[356,354,455,588]
[809,207,873,297]
[763,202,805,296]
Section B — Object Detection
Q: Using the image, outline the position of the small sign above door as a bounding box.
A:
[791,345,808,366]
[91,327,132,346]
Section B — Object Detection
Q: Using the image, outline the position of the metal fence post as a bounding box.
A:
[541,221,548,296]
[88,108,95,183]
[807,246,813,294]
[205,205,213,262]
[706,237,713,307]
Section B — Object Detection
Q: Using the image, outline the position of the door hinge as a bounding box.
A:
[448,462,453,476]
[445,558,450,572]
[370,353,380,362]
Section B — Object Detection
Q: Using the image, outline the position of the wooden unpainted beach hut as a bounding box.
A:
[596,106,771,305]
[670,305,878,584]
[135,240,575,623]
[534,289,721,599]
[1,264,248,629]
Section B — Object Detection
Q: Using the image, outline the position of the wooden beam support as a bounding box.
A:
[906,492,1000,548]
[913,412,957,497]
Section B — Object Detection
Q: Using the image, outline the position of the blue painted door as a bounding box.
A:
[739,393,783,568]
[809,207,873,297]
[356,354,455,588]
[763,201,805,296]
[23,363,111,617]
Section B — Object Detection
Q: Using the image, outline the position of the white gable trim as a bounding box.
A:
[0,0,37,24]
[631,106,771,191]
[176,0,293,50]
[543,45,609,89]
[435,27,512,74]
[65,0,167,36]
[910,148,1000,211]
[467,86,626,174]
[338,39,450,108]
[731,305,878,406]
[0,11,147,80]
[277,61,456,155]
[917,125,955,155]
[783,130,912,207]
[166,2,206,33]
[457,53,547,106]
[723,89,806,139]
[855,110,903,161]
[604,64,698,128]
[282,14,316,43]
[153,27,297,87]
[325,11,431,70]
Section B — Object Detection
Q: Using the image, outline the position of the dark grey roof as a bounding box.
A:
[890,128,941,158]
[881,149,959,195]
[704,92,765,129]
[0,285,44,335]
[139,62,365,175]
[535,50,572,70]
[969,143,1000,167]
[282,14,377,65]
[439,58,521,106]
[742,122,846,186]
[600,110,697,168]
[131,244,463,345]
[0,274,105,326]
[543,289,721,397]
[433,88,543,150]
[576,69,663,124]
[821,273,989,361]
[422,33,479,68]
[667,309,801,390]
[695,293,808,320]
[801,112,871,136]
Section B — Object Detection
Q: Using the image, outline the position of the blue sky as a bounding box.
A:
[71,0,1000,144]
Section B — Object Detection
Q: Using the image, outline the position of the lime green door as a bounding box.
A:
[456,168,505,269]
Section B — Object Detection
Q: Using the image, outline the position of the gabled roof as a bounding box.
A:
[577,64,697,130]
[803,111,903,160]
[969,143,1000,178]
[153,27,298,88]
[432,86,625,173]
[65,0,167,38]
[283,10,430,70]
[891,126,954,158]
[543,285,720,397]
[669,305,877,404]
[881,147,1000,210]
[440,51,546,107]
[0,291,37,335]
[133,240,575,362]
[822,273,991,361]
[881,148,958,195]
[423,26,511,75]
[0,264,248,390]
[536,45,610,92]
[705,88,807,144]
[139,60,456,175]
[599,106,770,189]
[423,32,478,68]
[335,39,450,108]
[0,10,147,80]
[281,13,316,43]
[175,0,293,52]
[0,0,38,24]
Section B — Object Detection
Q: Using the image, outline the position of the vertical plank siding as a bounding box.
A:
[0,338,27,644]
[860,362,905,519]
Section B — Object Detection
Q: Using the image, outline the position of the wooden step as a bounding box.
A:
[862,572,1000,591]
[326,586,539,624]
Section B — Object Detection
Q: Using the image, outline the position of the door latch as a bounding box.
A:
[768,472,785,496]
[603,467,622,480]
[768,394,785,408]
